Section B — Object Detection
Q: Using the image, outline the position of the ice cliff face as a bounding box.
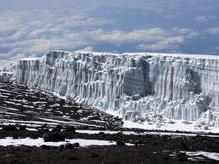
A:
[0,72,15,83]
[14,51,219,127]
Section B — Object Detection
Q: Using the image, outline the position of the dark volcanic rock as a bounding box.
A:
[41,145,53,150]
[64,142,80,149]
[64,126,76,133]
[177,153,188,161]
[0,83,123,129]
[2,125,17,131]
[51,125,62,132]
[98,132,106,137]
[18,125,26,131]
[116,141,126,146]
[43,132,65,142]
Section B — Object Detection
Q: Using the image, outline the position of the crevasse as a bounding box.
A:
[15,51,219,127]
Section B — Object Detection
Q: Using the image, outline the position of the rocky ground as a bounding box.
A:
[0,82,123,129]
[0,129,219,164]
[0,82,219,163]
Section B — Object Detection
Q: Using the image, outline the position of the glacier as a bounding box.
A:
[0,72,15,83]
[12,50,219,128]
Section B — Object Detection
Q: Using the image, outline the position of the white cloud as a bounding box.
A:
[89,28,167,44]
[88,27,198,51]
[208,27,219,35]
[137,28,198,51]
[0,2,206,68]
[83,0,184,14]
[137,36,184,51]
[79,46,94,52]
[0,10,110,62]
[196,16,217,24]
[0,10,109,33]
[172,27,199,39]
[0,9,199,63]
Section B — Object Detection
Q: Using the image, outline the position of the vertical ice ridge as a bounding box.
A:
[14,51,219,127]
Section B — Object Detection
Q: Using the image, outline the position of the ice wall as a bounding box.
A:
[0,72,15,83]
[15,51,219,127]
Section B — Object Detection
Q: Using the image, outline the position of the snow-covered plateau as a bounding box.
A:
[7,50,219,131]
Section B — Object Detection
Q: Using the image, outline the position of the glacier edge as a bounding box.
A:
[12,50,219,128]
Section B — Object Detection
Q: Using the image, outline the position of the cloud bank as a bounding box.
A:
[0,0,219,68]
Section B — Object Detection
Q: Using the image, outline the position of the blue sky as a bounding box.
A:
[0,0,219,63]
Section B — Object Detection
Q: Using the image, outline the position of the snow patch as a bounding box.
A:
[123,120,219,134]
[181,151,219,161]
[0,137,133,147]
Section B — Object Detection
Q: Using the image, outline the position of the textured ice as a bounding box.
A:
[0,72,15,83]
[13,50,219,128]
